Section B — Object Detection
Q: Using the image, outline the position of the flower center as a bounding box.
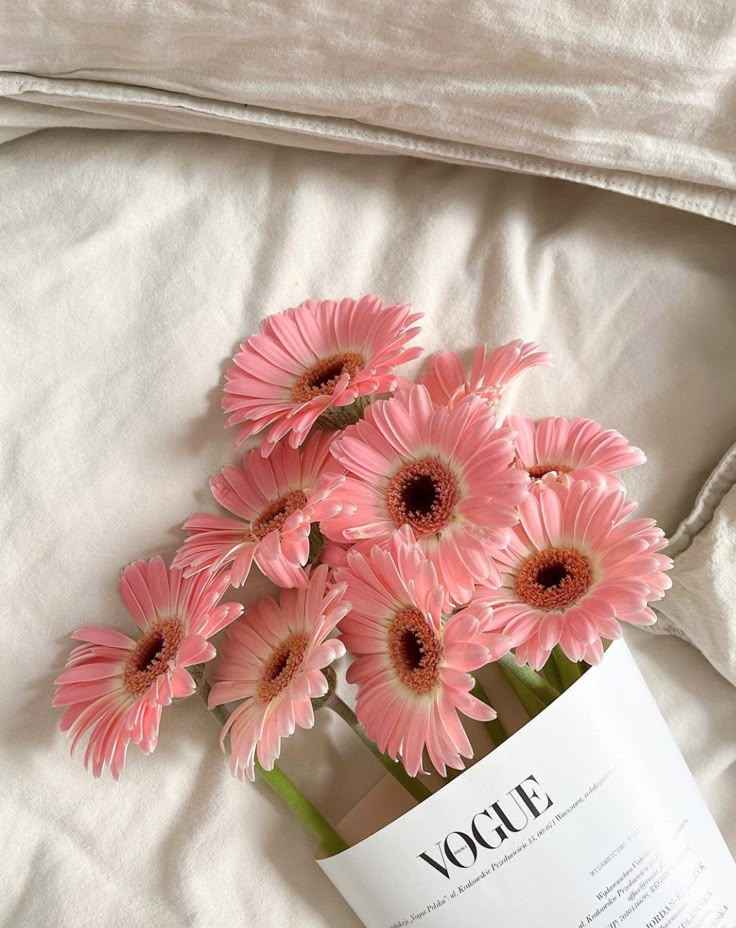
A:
[123,617,184,698]
[514,547,593,611]
[526,463,572,479]
[251,490,308,540]
[292,352,365,403]
[388,608,443,696]
[386,457,459,537]
[257,633,309,703]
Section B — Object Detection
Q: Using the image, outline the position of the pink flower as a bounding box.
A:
[422,339,550,409]
[173,432,347,589]
[53,557,242,779]
[508,415,646,489]
[473,480,672,669]
[322,385,529,603]
[209,565,348,781]
[223,295,422,454]
[336,532,510,777]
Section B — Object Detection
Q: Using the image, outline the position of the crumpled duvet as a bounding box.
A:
[2,0,736,221]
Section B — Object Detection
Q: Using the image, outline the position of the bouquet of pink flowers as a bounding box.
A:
[53,297,736,927]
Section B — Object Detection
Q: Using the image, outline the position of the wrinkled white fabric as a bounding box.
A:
[653,444,736,687]
[2,0,736,221]
[1,129,735,927]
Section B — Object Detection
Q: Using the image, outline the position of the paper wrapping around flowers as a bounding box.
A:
[318,642,736,928]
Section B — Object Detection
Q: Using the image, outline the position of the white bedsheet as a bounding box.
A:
[2,129,735,927]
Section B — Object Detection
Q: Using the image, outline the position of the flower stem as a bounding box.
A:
[470,681,508,746]
[552,646,582,691]
[307,524,325,565]
[541,656,563,692]
[198,677,348,856]
[254,761,348,856]
[498,666,546,718]
[497,654,559,718]
[326,694,432,803]
[316,396,372,431]
[485,717,509,748]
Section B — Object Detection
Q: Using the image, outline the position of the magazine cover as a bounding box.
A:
[319,641,736,927]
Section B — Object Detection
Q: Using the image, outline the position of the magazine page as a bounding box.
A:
[319,642,736,928]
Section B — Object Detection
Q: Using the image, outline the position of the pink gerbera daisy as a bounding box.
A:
[173,431,347,589]
[422,339,551,409]
[53,557,242,779]
[473,480,672,669]
[508,415,646,489]
[223,295,422,454]
[322,385,529,603]
[209,564,348,781]
[335,531,510,777]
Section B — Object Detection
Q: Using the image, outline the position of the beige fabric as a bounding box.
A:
[652,444,736,687]
[2,0,736,221]
[3,78,735,225]
[1,128,735,926]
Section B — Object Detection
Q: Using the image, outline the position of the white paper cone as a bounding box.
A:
[318,641,736,927]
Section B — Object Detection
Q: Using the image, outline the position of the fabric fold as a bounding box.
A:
[2,74,736,224]
[653,444,736,688]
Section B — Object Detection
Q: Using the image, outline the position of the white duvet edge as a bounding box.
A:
[1,73,735,226]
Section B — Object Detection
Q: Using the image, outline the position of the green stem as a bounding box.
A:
[471,681,508,746]
[497,654,559,706]
[307,524,325,565]
[254,761,348,856]
[327,694,432,803]
[541,656,563,692]
[553,646,582,691]
[499,664,547,718]
[485,717,509,748]
[199,678,348,856]
[316,395,371,431]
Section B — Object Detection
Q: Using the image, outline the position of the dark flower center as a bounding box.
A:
[292,352,365,402]
[514,547,593,611]
[251,490,308,540]
[386,457,459,537]
[536,563,569,588]
[257,633,309,702]
[388,608,443,695]
[123,617,184,697]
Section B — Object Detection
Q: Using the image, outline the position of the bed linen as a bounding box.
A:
[3,0,736,222]
[1,127,735,927]
[653,444,736,687]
